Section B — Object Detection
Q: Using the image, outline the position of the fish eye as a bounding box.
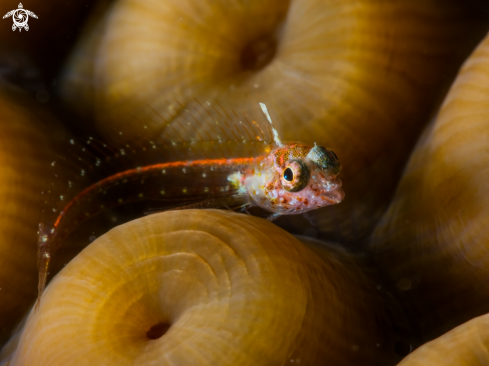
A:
[281,160,310,192]
[330,150,338,161]
[283,167,293,182]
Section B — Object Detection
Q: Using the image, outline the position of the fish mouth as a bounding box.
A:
[324,187,345,204]
[320,178,345,205]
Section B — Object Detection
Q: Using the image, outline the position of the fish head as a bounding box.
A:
[245,143,344,215]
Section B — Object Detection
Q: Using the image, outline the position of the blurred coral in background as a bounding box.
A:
[0,0,489,364]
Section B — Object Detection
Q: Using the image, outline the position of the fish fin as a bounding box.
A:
[133,98,278,149]
[266,213,282,221]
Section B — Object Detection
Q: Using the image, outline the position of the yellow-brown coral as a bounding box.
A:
[370,31,489,341]
[3,210,402,365]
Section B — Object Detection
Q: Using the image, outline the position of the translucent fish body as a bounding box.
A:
[34,105,344,308]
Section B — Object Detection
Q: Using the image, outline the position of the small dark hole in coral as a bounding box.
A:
[394,340,412,357]
[240,36,277,71]
[146,322,171,340]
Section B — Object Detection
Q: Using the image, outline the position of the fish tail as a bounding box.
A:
[35,223,55,310]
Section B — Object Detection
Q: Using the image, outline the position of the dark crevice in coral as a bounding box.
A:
[146,322,171,340]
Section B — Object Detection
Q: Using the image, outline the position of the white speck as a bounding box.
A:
[51,161,56,166]
[120,149,125,155]
[68,181,73,188]
[160,190,165,195]
[52,208,56,212]
[144,125,147,129]
[162,169,166,174]
[204,187,209,193]
[95,159,101,166]
[60,196,63,201]
[119,131,122,135]
[182,188,187,193]
[202,173,207,178]
[70,139,74,145]
[206,101,211,106]
[138,193,144,198]
[182,168,186,173]
[81,169,85,176]
[44,252,50,258]
[89,235,97,242]
[254,84,259,88]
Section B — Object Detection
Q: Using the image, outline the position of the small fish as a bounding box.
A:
[35,103,344,308]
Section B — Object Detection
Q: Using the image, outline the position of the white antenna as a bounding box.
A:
[259,102,283,146]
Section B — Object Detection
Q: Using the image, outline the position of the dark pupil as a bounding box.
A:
[284,167,294,182]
